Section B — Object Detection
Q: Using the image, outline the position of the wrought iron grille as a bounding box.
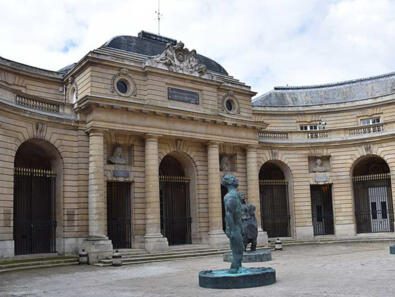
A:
[352,173,394,233]
[159,175,191,245]
[107,182,132,249]
[259,179,290,237]
[14,167,56,255]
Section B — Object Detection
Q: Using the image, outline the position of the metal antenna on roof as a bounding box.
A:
[155,0,163,35]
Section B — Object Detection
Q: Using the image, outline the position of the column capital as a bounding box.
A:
[247,144,259,151]
[86,128,107,136]
[144,133,161,141]
[207,140,220,147]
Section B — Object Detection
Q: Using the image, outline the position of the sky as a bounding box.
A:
[1,0,395,97]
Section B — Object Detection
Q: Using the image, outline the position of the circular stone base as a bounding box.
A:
[223,248,272,263]
[199,267,276,289]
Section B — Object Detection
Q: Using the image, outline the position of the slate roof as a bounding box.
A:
[252,72,395,107]
[101,31,228,75]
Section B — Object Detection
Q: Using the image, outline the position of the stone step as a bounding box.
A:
[268,237,395,247]
[128,248,219,257]
[0,256,79,273]
[97,248,230,267]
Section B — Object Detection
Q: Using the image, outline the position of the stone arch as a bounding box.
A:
[258,159,294,238]
[350,153,390,177]
[159,150,199,244]
[350,154,394,234]
[13,138,64,254]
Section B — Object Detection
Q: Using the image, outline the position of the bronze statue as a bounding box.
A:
[240,193,258,251]
[222,174,244,273]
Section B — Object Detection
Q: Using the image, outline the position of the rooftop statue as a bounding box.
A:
[145,41,208,77]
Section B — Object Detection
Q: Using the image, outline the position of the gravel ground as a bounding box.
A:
[1,242,395,297]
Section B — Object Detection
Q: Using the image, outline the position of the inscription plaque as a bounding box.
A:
[168,87,199,104]
[113,170,130,178]
[315,173,329,183]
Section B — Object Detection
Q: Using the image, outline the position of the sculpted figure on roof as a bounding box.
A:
[145,41,208,77]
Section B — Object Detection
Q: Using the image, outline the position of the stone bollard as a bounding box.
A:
[112,250,122,266]
[79,249,88,264]
[274,238,282,251]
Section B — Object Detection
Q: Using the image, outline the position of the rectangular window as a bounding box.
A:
[360,117,380,126]
[371,202,377,220]
[381,202,388,219]
[300,124,322,131]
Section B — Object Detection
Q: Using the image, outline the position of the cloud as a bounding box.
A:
[0,0,395,97]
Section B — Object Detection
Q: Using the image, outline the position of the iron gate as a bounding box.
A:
[353,173,394,233]
[160,176,191,245]
[14,168,56,255]
[311,185,334,236]
[259,179,290,237]
[107,182,132,249]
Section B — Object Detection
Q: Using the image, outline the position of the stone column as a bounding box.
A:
[207,142,227,247]
[246,145,268,246]
[82,129,113,264]
[144,134,168,252]
[88,130,106,237]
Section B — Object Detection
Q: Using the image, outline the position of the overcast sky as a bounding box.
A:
[1,0,395,97]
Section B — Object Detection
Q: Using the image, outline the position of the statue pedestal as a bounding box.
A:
[223,248,272,263]
[390,245,395,254]
[199,267,276,289]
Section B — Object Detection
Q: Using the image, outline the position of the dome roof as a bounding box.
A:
[101,31,228,75]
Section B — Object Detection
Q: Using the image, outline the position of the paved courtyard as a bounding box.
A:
[1,241,395,297]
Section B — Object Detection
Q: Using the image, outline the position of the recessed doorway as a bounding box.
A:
[107,182,132,249]
[310,184,334,236]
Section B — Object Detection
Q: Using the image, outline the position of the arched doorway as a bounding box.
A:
[352,156,394,233]
[259,162,290,237]
[14,140,59,255]
[159,154,191,245]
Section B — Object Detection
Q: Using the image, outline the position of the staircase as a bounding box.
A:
[0,255,79,273]
[96,244,230,267]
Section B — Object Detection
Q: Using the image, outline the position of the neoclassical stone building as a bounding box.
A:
[1,31,395,260]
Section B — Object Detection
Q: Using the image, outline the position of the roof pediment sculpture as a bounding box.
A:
[145,41,209,78]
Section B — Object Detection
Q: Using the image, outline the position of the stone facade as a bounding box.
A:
[1,31,395,259]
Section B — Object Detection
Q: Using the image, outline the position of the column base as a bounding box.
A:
[256,228,269,246]
[0,240,14,258]
[335,224,355,238]
[64,237,86,255]
[295,226,314,240]
[81,236,113,264]
[208,230,228,248]
[144,234,169,252]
